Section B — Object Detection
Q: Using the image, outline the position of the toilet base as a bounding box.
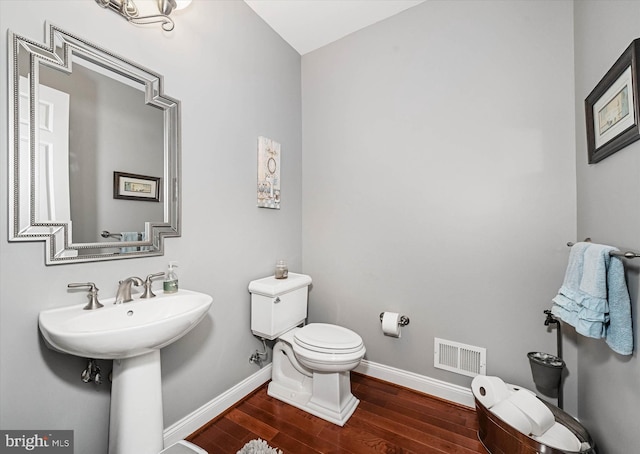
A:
[268,371,360,426]
[267,331,362,426]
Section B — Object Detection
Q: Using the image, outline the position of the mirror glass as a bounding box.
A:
[8,24,180,264]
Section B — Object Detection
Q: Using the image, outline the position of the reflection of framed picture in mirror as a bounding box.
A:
[586,38,640,164]
[114,171,161,202]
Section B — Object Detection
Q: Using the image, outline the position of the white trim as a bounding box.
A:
[354,360,474,408]
[163,359,474,446]
[163,365,273,446]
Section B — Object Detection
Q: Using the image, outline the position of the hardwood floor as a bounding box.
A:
[186,373,486,453]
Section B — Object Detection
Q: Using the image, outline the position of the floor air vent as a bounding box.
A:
[434,338,486,377]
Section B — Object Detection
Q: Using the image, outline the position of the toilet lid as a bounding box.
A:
[294,323,364,354]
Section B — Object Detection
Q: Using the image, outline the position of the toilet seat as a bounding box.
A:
[291,323,366,373]
[294,323,364,354]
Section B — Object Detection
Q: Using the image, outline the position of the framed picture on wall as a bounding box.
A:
[585,38,640,164]
[256,136,281,209]
[113,171,161,202]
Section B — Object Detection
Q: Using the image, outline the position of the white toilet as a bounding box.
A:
[249,273,366,426]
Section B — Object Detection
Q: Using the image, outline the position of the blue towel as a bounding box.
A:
[605,255,633,355]
[139,231,151,252]
[552,242,633,355]
[120,232,141,253]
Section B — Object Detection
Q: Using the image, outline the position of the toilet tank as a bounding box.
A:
[249,272,312,340]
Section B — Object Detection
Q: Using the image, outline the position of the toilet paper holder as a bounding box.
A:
[379,312,410,326]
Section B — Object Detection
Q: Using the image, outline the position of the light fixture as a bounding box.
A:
[96,0,192,31]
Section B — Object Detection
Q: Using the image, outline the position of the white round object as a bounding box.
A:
[507,389,555,436]
[533,422,582,452]
[471,375,511,409]
[294,323,364,354]
[490,399,533,436]
[292,323,365,372]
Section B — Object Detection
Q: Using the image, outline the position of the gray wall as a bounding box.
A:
[574,1,640,452]
[0,2,301,453]
[2,1,638,453]
[301,0,579,411]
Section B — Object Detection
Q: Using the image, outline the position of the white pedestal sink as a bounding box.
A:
[38,289,213,454]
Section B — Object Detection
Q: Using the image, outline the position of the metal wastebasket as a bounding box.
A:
[527,351,565,392]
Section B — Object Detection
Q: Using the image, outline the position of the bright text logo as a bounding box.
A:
[0,431,73,453]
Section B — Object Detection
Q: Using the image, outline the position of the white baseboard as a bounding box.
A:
[164,359,474,446]
[163,365,272,446]
[354,360,474,408]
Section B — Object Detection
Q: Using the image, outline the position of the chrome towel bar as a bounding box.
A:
[567,238,640,259]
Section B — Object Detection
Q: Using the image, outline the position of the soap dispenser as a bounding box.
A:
[163,261,179,293]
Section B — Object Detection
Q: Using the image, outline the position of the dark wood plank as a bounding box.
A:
[317,421,418,454]
[237,400,337,452]
[356,401,482,453]
[214,417,253,442]
[224,408,279,441]
[187,422,254,454]
[187,373,486,453]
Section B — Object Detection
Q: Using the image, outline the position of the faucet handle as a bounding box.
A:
[68,282,104,310]
[140,272,165,299]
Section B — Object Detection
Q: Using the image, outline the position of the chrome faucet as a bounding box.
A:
[141,272,165,299]
[68,282,104,310]
[115,276,144,304]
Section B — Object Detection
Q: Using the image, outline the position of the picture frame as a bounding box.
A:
[257,136,281,209]
[113,171,161,202]
[585,38,640,164]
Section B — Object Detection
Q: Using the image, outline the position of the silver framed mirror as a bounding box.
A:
[8,23,181,264]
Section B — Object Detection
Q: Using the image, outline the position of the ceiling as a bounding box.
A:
[243,0,427,55]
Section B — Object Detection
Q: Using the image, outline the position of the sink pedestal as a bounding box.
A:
[109,350,164,454]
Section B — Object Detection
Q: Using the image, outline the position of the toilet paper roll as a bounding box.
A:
[506,384,536,396]
[507,389,555,436]
[490,399,533,436]
[533,422,582,452]
[471,376,511,409]
[381,312,401,337]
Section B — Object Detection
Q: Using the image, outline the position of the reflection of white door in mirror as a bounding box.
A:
[19,77,72,224]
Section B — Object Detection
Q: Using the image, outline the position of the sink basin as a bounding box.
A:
[39,288,212,454]
[39,289,212,359]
